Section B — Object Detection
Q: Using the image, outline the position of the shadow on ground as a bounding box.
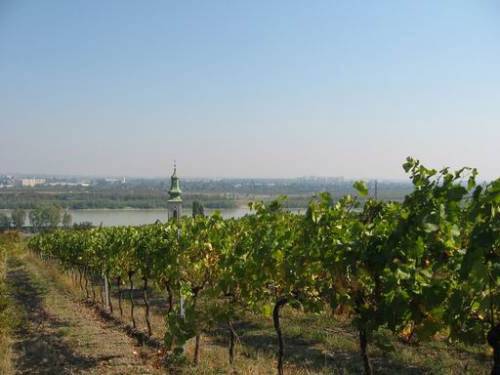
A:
[6,257,105,374]
[83,299,163,349]
[208,320,432,374]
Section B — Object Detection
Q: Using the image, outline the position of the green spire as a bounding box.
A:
[168,161,182,202]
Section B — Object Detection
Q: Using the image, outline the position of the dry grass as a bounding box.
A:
[0,232,23,375]
[0,297,15,375]
[6,250,162,374]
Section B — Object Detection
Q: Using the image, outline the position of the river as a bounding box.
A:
[0,207,304,227]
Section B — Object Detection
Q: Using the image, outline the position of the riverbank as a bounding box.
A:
[0,207,305,228]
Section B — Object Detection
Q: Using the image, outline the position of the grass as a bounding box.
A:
[18,246,493,374]
[0,232,24,375]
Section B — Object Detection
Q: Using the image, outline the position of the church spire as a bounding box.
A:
[168,161,182,202]
[167,162,182,220]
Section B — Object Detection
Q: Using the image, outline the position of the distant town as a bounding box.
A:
[0,173,415,211]
[0,175,124,188]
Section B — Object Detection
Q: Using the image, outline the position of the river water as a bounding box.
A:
[1,207,304,227]
[68,208,251,226]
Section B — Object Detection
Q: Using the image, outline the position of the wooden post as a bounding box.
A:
[178,227,185,319]
[104,273,110,311]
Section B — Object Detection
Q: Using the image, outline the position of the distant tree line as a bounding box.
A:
[0,187,239,210]
[0,205,73,232]
[0,179,417,210]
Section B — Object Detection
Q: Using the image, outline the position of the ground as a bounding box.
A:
[5,252,161,374]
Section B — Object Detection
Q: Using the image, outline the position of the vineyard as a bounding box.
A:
[27,158,499,374]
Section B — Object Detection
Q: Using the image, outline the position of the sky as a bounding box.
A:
[1,1,499,180]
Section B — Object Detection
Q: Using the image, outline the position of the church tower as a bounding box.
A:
[167,162,182,220]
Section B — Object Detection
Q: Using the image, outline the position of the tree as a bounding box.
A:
[11,209,26,230]
[192,201,205,217]
[0,213,11,232]
[62,211,72,228]
[29,205,62,232]
[45,205,62,228]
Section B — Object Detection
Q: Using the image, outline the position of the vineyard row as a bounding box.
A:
[28,158,500,375]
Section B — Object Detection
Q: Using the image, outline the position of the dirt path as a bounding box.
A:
[6,253,162,375]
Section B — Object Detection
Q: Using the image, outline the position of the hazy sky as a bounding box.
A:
[1,1,499,179]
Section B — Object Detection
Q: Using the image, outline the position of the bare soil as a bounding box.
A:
[6,254,162,374]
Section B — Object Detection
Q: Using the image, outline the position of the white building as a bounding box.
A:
[19,178,46,187]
